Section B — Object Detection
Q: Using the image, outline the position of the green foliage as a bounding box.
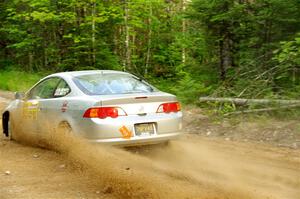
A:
[0,70,44,91]
[273,33,300,72]
[270,33,300,97]
[170,72,211,104]
[188,0,300,99]
[1,0,300,105]
[148,71,211,104]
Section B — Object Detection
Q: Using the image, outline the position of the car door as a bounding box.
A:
[25,77,61,135]
[18,96,40,135]
[36,78,71,134]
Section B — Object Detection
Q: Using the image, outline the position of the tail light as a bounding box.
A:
[83,107,127,119]
[156,102,181,113]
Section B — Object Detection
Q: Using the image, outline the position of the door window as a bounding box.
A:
[28,77,62,99]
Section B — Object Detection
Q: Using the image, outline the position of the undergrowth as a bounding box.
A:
[0,70,44,91]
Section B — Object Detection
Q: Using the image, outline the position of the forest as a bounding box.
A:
[1,0,300,103]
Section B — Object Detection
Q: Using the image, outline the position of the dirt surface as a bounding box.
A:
[184,108,300,149]
[0,92,300,199]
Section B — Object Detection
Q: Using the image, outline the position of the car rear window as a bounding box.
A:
[73,73,155,95]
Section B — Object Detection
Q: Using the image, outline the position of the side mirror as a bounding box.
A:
[15,92,25,100]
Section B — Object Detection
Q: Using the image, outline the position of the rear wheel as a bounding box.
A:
[57,121,72,134]
[48,121,73,150]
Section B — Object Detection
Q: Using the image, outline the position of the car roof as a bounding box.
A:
[47,70,129,78]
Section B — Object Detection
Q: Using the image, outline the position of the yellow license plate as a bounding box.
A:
[135,123,154,136]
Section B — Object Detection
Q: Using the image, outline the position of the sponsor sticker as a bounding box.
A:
[119,125,132,139]
[54,88,70,97]
[61,101,68,112]
[22,101,39,120]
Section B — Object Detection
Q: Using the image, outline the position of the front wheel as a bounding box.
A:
[5,119,15,141]
[57,121,72,134]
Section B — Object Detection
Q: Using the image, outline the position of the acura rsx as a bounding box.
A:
[2,70,182,146]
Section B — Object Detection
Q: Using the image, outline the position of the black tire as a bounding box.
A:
[2,112,12,140]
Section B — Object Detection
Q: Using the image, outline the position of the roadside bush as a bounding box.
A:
[0,70,44,91]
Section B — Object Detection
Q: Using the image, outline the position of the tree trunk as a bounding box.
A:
[224,104,300,116]
[199,97,300,105]
[219,37,226,81]
[124,0,131,71]
[219,27,234,81]
[44,39,48,69]
[28,52,33,72]
[181,0,186,65]
[145,2,152,75]
[91,1,96,66]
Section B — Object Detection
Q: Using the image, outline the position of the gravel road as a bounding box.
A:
[0,94,299,199]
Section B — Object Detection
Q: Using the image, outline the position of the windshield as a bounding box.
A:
[73,73,156,95]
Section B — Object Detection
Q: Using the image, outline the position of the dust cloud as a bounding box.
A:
[10,120,300,199]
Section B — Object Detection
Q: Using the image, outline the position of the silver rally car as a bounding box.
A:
[2,70,182,146]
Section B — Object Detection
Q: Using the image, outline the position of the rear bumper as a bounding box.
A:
[75,112,183,140]
[87,132,181,146]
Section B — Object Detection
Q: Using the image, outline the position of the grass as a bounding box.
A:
[0,70,44,92]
